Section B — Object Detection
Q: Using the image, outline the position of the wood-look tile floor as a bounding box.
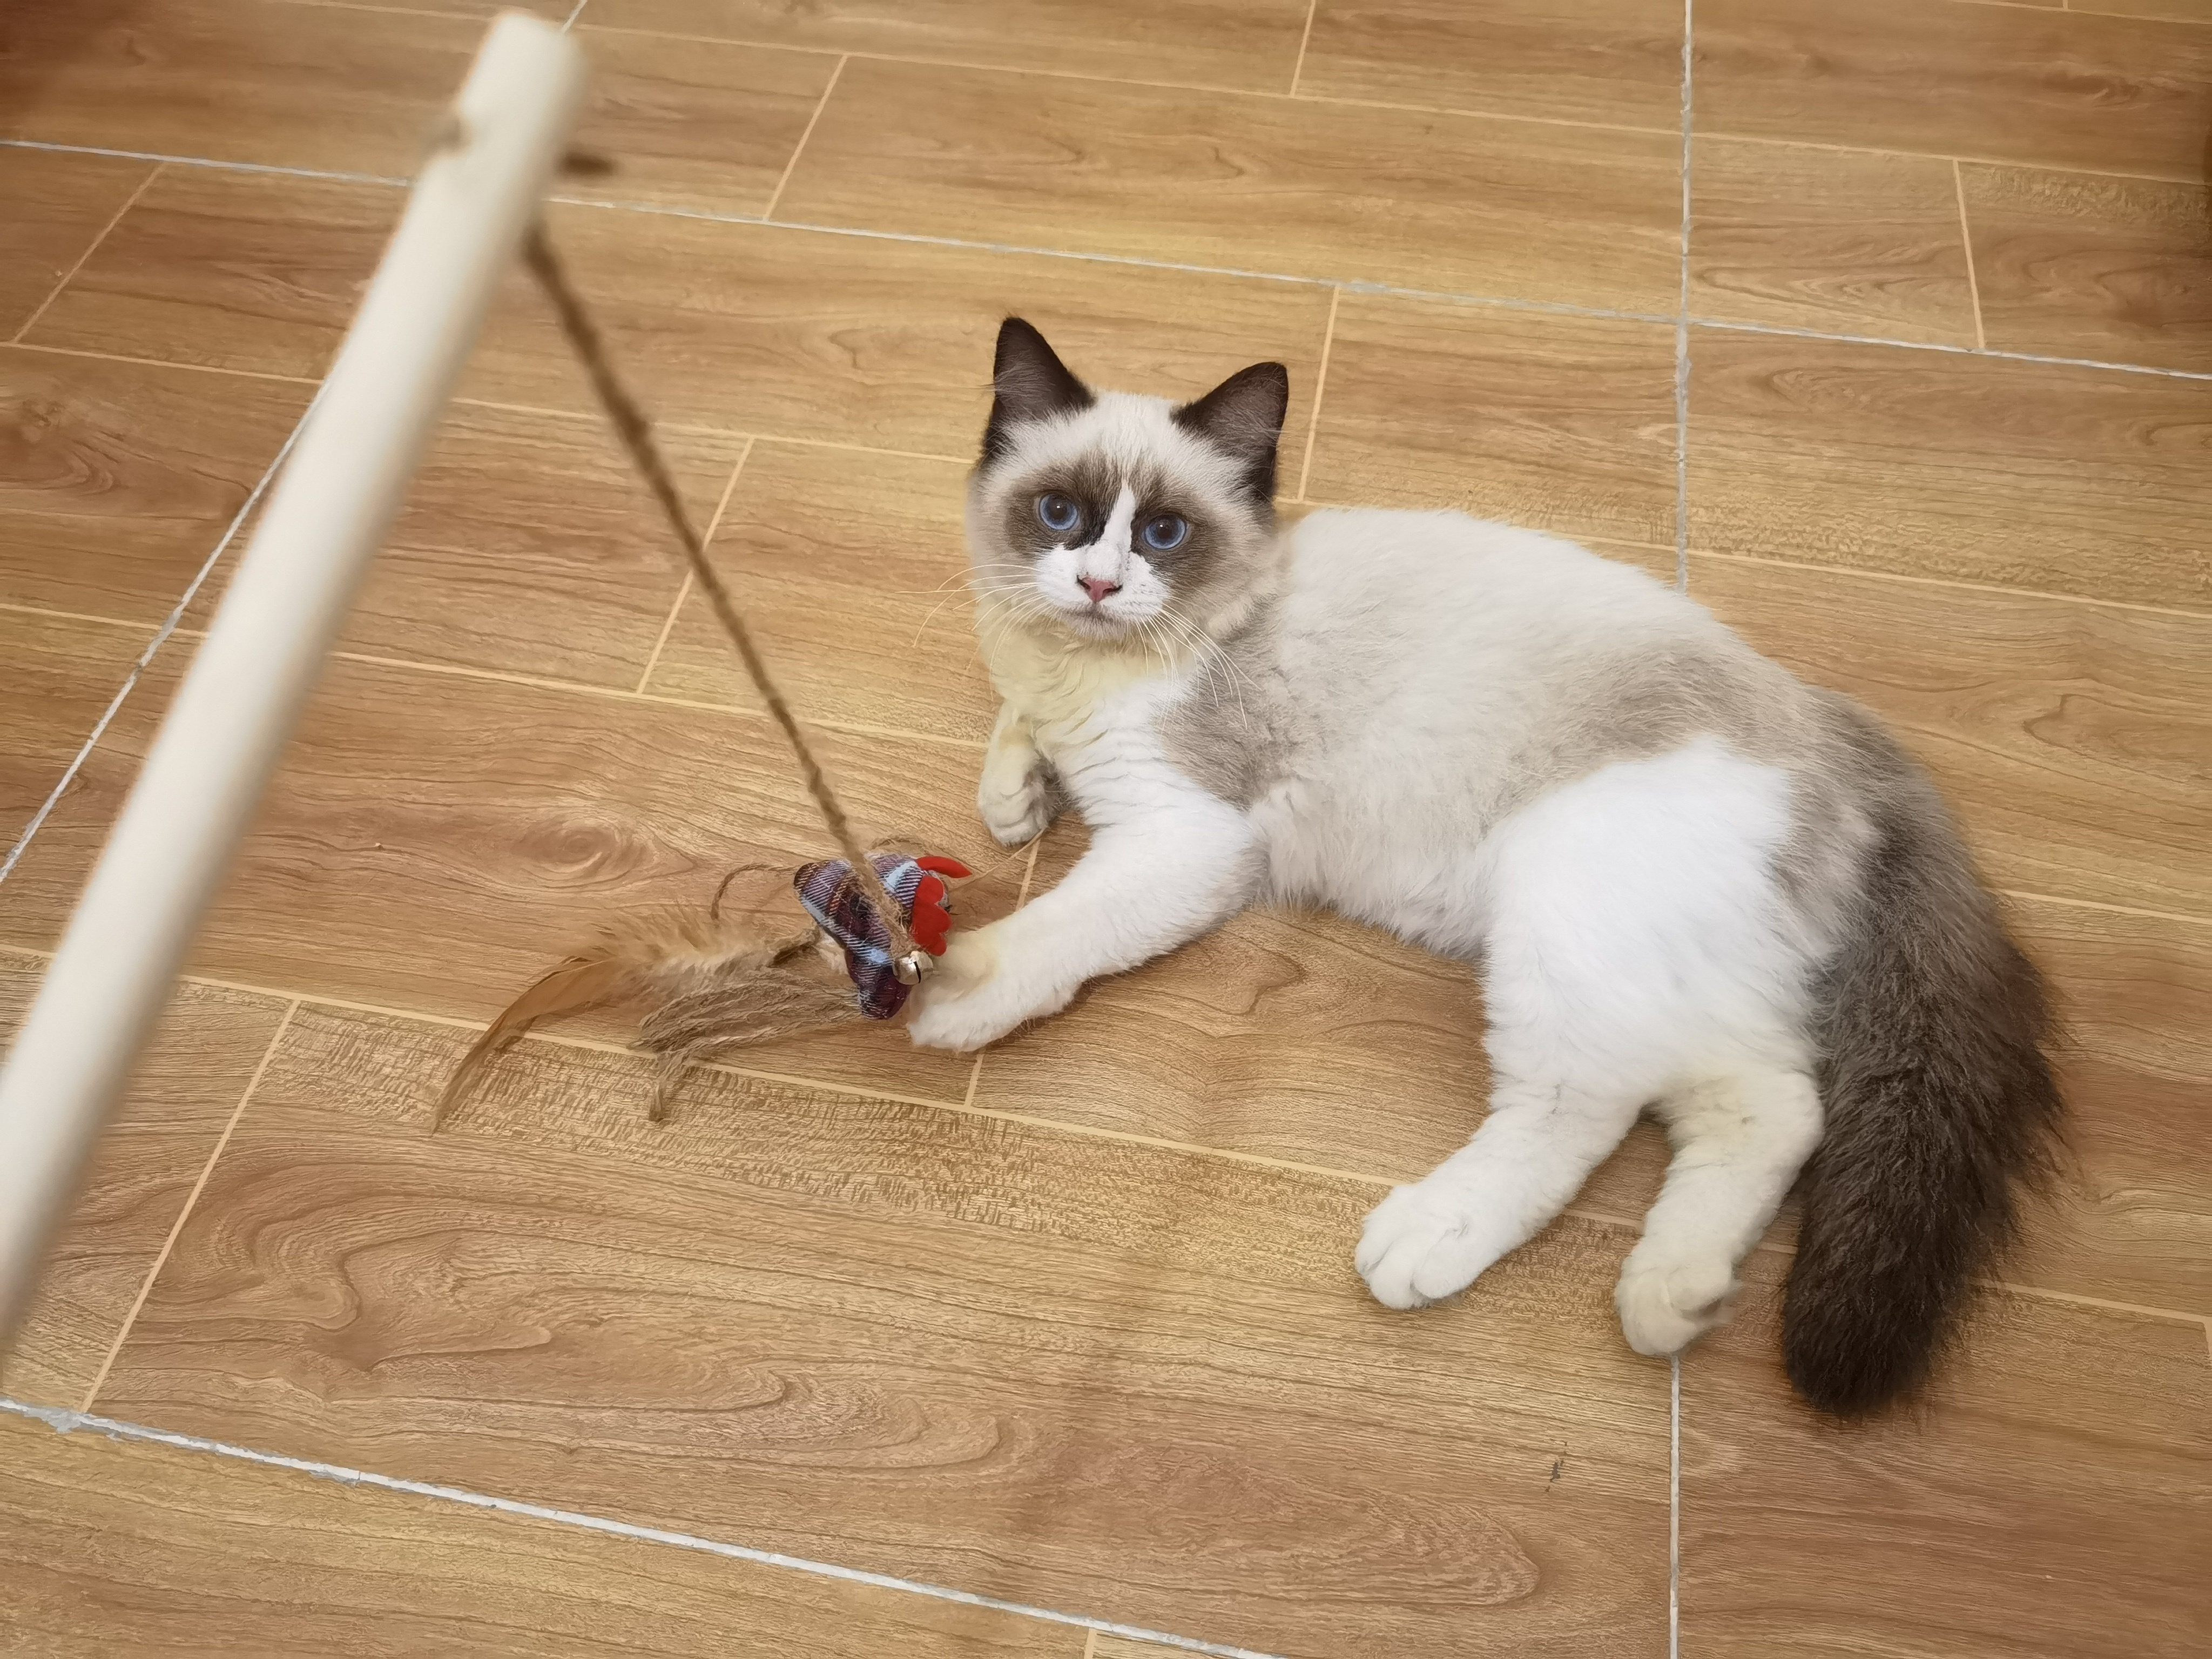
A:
[1,2,2207,1655]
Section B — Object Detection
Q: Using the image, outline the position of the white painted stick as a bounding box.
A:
[0,13,586,1351]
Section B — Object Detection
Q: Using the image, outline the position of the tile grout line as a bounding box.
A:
[632,435,754,694]
[1670,7,1691,1647]
[6,339,320,387]
[1084,1629,1099,1659]
[9,162,164,346]
[761,55,847,223]
[1669,1354,1682,1659]
[75,1001,300,1413]
[1953,159,1987,352]
[1293,286,1341,503]
[559,0,590,29]
[959,836,1045,1114]
[1289,0,1320,95]
[0,389,320,892]
[1674,0,1693,595]
[1994,889,2212,928]
[0,138,407,188]
[0,1397,1287,1659]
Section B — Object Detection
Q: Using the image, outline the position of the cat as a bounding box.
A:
[906,317,2061,1415]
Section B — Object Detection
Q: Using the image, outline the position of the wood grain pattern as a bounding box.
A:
[1960,163,2212,374]
[0,609,146,848]
[774,57,1682,314]
[0,954,286,1409]
[463,206,1333,457]
[1690,138,1977,346]
[0,1412,1074,1657]
[977,820,1671,1219]
[1680,1253,2211,1659]
[582,0,1312,95]
[0,0,477,177]
[2007,900,2212,1316]
[1685,330,2212,612]
[566,29,837,218]
[0,149,153,340]
[184,403,740,689]
[0,347,310,622]
[0,650,1024,1108]
[1303,293,1677,544]
[1298,0,1685,130]
[644,441,997,739]
[23,168,401,380]
[1696,0,2212,179]
[96,1002,1671,1658]
[1687,554,2211,918]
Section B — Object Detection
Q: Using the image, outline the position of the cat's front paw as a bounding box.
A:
[904,929,1067,1052]
[976,747,1055,847]
[1614,1249,1737,1357]
[1355,1180,1505,1310]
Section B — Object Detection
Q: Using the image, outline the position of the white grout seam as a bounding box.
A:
[0,388,321,891]
[1669,1354,1682,1659]
[559,0,590,29]
[1,1396,1286,1659]
[1674,0,1693,595]
[0,137,406,188]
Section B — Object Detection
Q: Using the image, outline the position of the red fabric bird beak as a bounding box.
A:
[908,855,971,956]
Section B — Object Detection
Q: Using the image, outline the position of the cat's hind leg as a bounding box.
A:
[1357,1058,1645,1310]
[1615,1064,1822,1356]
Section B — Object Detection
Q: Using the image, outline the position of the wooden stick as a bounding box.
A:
[0,14,588,1353]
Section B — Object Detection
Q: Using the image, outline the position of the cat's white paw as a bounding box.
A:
[905,930,1067,1052]
[1614,1250,1738,1356]
[977,759,1053,847]
[1355,1180,1507,1310]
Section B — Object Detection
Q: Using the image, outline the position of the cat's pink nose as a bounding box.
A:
[1081,576,1122,605]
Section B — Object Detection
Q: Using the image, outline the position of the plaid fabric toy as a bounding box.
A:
[794,852,972,1019]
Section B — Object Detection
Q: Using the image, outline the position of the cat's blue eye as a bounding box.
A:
[1036,493,1081,534]
[1142,513,1189,552]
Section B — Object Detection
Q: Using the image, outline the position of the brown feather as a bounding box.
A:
[433,905,862,1129]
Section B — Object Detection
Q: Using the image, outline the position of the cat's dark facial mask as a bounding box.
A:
[968,318,1290,643]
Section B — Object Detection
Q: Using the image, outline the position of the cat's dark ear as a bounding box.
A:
[982,318,1093,463]
[1172,361,1290,503]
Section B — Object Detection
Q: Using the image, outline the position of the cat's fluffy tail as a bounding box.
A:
[1784,733,2062,1417]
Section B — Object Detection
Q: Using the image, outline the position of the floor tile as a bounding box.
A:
[643,440,996,739]
[977,822,1670,1218]
[1303,293,1677,545]
[0,957,286,1410]
[774,57,1681,314]
[0,0,478,177]
[1697,0,2212,179]
[0,610,147,849]
[1690,138,1978,346]
[1680,1255,2210,1659]
[464,206,1334,456]
[96,1002,1671,1658]
[582,0,1311,95]
[1961,163,2212,374]
[0,1412,1071,1658]
[1686,329,2212,612]
[2007,900,2212,1316]
[0,348,311,623]
[0,149,153,340]
[184,404,740,690]
[567,29,836,218]
[2095,0,2212,18]
[23,168,401,380]
[1298,0,1685,131]
[0,651,1021,1108]
[1688,555,2212,918]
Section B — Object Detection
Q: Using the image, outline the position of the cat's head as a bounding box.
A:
[966,318,1289,648]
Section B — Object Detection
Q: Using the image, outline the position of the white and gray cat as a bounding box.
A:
[907,319,2059,1414]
